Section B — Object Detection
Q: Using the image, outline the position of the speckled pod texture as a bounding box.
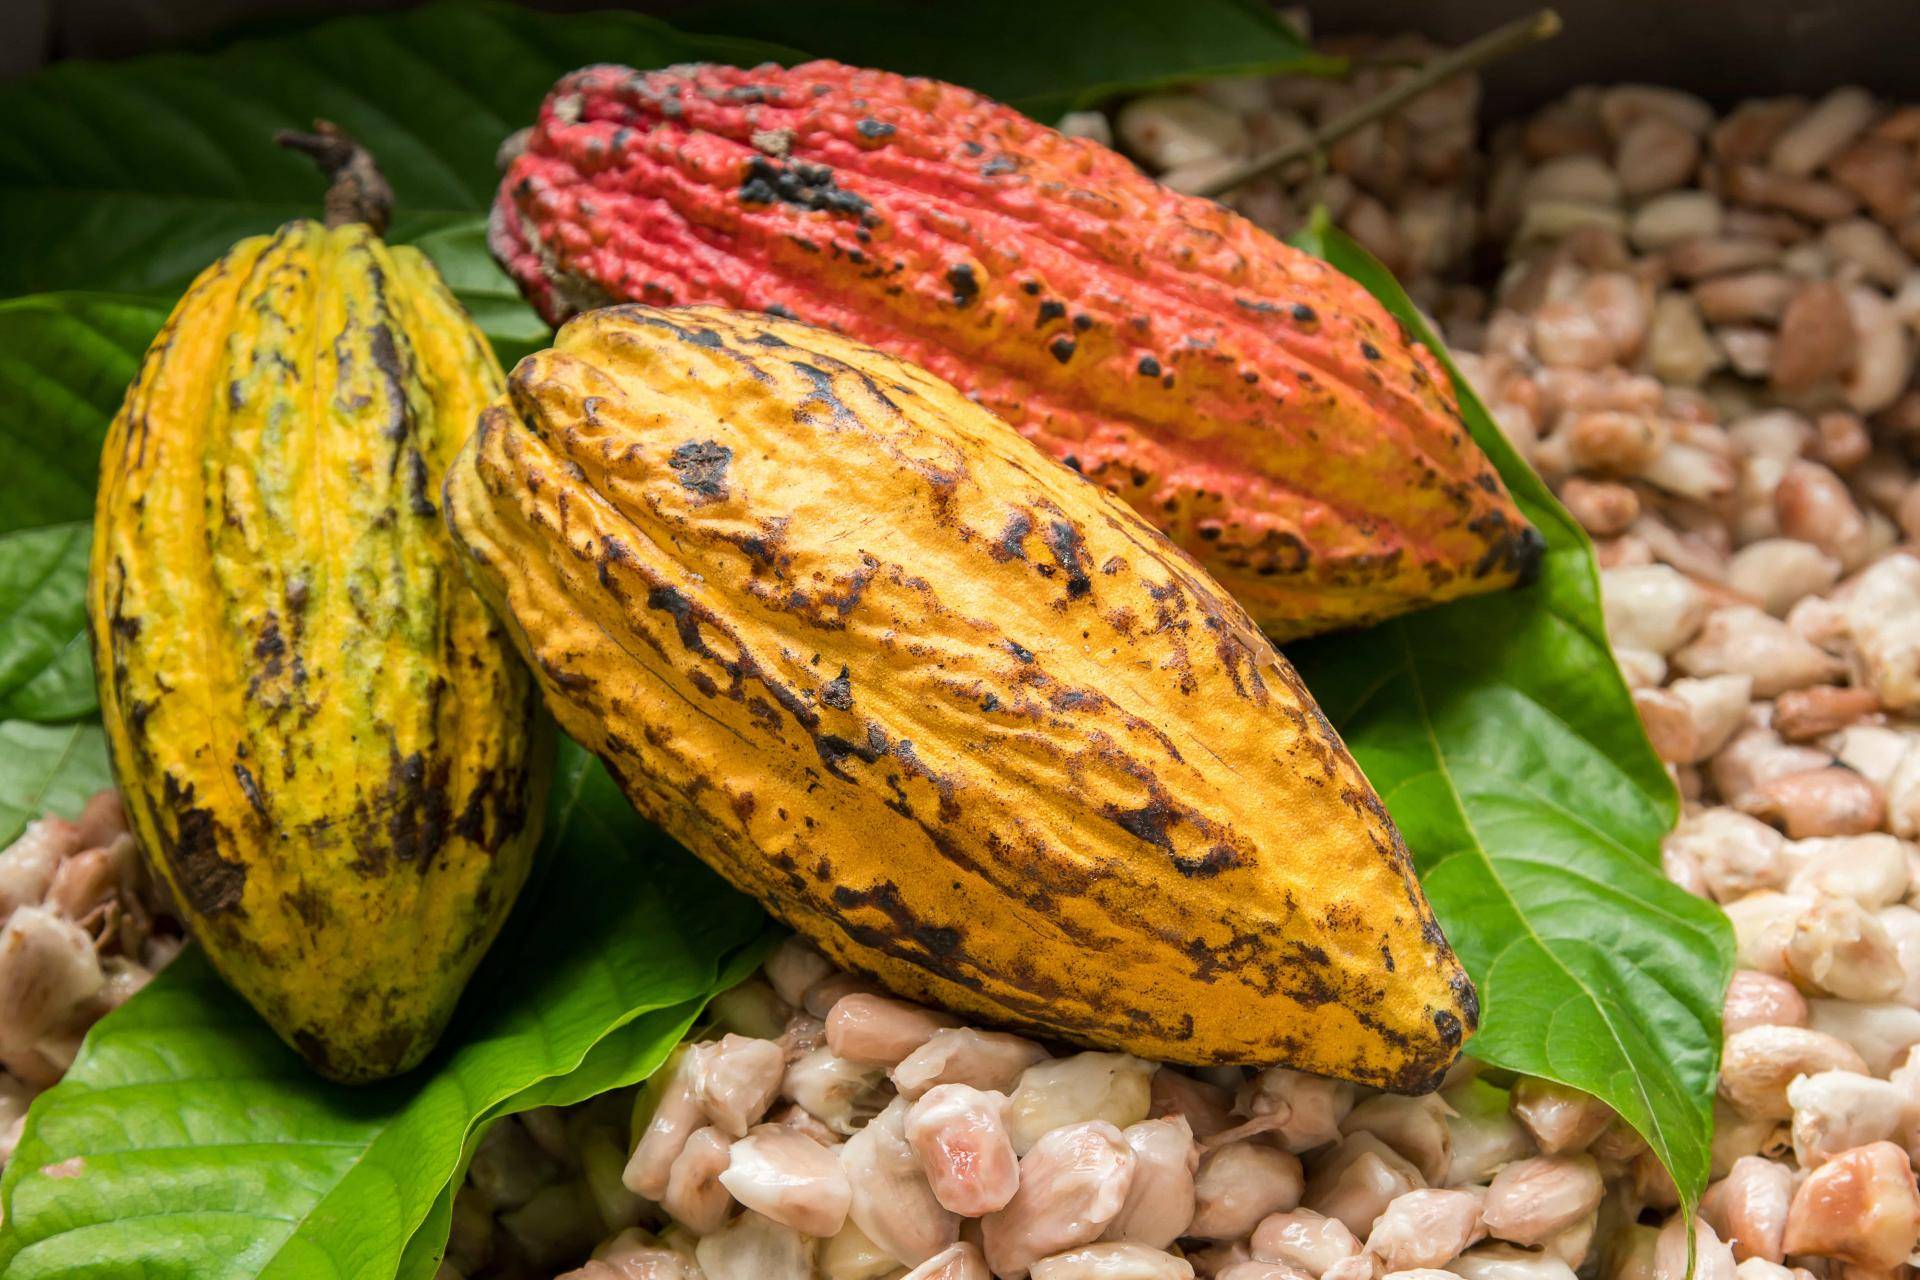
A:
[489,60,1540,641]
[442,304,1477,1091]
[88,220,550,1083]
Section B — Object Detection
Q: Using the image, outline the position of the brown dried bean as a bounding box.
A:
[1773,686,1881,740]
[1557,478,1641,536]
[1713,99,1809,165]
[1739,768,1886,838]
[1829,137,1915,223]
[1770,281,1856,391]
[1775,461,1873,566]
[1695,271,1798,324]
[1722,164,1860,222]
[1769,87,1877,177]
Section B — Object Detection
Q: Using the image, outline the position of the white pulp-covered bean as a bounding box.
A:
[1601,564,1709,653]
[1442,1079,1537,1186]
[1234,1069,1355,1154]
[841,1098,959,1266]
[1249,1208,1360,1276]
[1780,1141,1920,1269]
[1784,834,1911,907]
[899,1241,993,1279]
[717,1122,851,1238]
[1479,1155,1604,1246]
[1189,1141,1306,1241]
[624,1047,706,1200]
[1702,1154,1792,1263]
[1723,890,1813,975]
[1509,1077,1613,1155]
[1102,1116,1198,1249]
[0,907,102,1057]
[693,1210,817,1280]
[1450,1241,1579,1280]
[763,937,834,1008]
[1652,1216,1736,1280]
[904,1084,1021,1216]
[1339,1093,1451,1184]
[982,1121,1136,1280]
[1784,894,1904,1000]
[1363,1187,1485,1271]
[661,1125,734,1236]
[1805,997,1920,1074]
[1721,969,1808,1034]
[1007,1053,1155,1156]
[1299,1134,1419,1239]
[1788,1071,1904,1168]
[691,1034,785,1138]
[1029,1242,1195,1279]
[892,1028,1049,1101]
[1673,606,1847,697]
[782,1046,890,1135]
[1719,1024,1869,1117]
[826,994,962,1068]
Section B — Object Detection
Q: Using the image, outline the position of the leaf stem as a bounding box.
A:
[1192,8,1562,198]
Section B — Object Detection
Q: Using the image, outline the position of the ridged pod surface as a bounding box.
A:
[489,60,1539,640]
[443,304,1477,1091]
[89,219,549,1082]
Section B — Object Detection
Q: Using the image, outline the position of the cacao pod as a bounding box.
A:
[442,303,1476,1091]
[489,60,1540,641]
[89,137,550,1082]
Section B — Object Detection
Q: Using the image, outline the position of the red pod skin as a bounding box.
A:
[490,60,1539,639]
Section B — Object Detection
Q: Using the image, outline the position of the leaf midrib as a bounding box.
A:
[1389,619,1677,1179]
[11,724,87,826]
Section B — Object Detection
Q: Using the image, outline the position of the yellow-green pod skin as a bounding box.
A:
[88,220,550,1083]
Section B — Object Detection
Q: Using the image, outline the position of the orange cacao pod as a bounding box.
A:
[489,60,1538,640]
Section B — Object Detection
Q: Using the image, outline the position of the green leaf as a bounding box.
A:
[392,939,774,1280]
[413,222,550,370]
[0,720,113,847]
[1286,220,1732,1209]
[0,294,167,536]
[0,524,94,722]
[0,740,769,1280]
[677,0,1341,118]
[0,0,797,300]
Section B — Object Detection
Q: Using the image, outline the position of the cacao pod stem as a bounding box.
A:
[1194,8,1563,198]
[275,118,394,234]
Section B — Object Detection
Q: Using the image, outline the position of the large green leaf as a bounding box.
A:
[678,0,1340,118]
[0,294,167,536]
[0,740,769,1280]
[1287,220,1732,1209]
[393,938,774,1280]
[0,523,94,723]
[0,294,172,722]
[0,720,113,848]
[0,1,796,300]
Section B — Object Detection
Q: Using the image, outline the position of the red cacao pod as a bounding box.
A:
[490,60,1539,639]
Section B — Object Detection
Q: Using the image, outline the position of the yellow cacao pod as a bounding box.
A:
[444,304,1475,1091]
[89,217,550,1082]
